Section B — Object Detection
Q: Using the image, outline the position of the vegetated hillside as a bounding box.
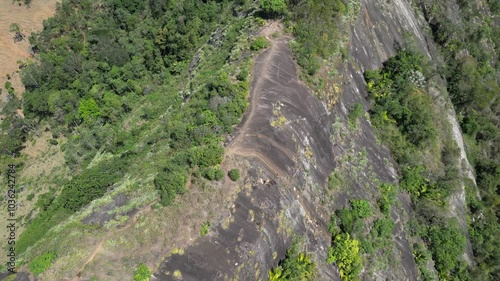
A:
[0,0,497,281]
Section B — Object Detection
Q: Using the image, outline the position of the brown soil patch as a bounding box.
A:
[0,0,58,102]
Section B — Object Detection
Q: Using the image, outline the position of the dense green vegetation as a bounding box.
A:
[251,36,270,51]
[29,252,56,275]
[364,46,482,279]
[259,0,287,18]
[286,0,358,75]
[328,233,361,281]
[0,0,266,263]
[268,239,316,281]
[413,1,499,278]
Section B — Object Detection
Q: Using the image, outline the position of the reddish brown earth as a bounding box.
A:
[0,0,58,102]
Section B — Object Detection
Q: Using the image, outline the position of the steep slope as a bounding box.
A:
[1,0,496,280]
[156,0,483,280]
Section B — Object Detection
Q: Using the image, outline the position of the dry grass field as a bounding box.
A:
[0,0,58,102]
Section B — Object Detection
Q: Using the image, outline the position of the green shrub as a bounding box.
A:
[29,252,56,275]
[133,263,151,281]
[59,159,127,211]
[268,239,316,281]
[214,168,224,181]
[351,200,372,219]
[9,23,20,33]
[251,36,270,51]
[372,218,395,239]
[327,233,362,281]
[154,170,187,206]
[4,81,14,95]
[348,103,363,127]
[424,219,466,278]
[200,221,210,236]
[327,170,342,189]
[228,169,240,181]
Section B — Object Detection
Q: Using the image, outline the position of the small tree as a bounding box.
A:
[9,23,20,33]
[228,169,240,181]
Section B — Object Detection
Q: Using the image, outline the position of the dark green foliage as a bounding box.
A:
[237,68,248,82]
[200,221,210,236]
[364,49,436,150]
[424,219,466,279]
[154,170,187,206]
[372,218,394,239]
[268,239,316,281]
[4,81,15,95]
[331,199,372,238]
[133,263,151,281]
[259,0,287,18]
[203,166,224,181]
[29,252,56,275]
[59,158,127,211]
[228,169,240,181]
[400,166,429,197]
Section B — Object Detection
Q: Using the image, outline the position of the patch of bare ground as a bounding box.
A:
[0,0,58,102]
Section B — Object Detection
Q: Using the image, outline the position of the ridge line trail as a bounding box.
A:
[71,201,157,280]
[225,21,290,177]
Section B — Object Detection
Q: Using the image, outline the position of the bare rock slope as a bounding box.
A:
[154,0,456,278]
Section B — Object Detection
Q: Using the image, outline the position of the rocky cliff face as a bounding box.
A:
[155,1,475,280]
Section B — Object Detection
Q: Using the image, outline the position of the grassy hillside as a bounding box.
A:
[1,0,262,277]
